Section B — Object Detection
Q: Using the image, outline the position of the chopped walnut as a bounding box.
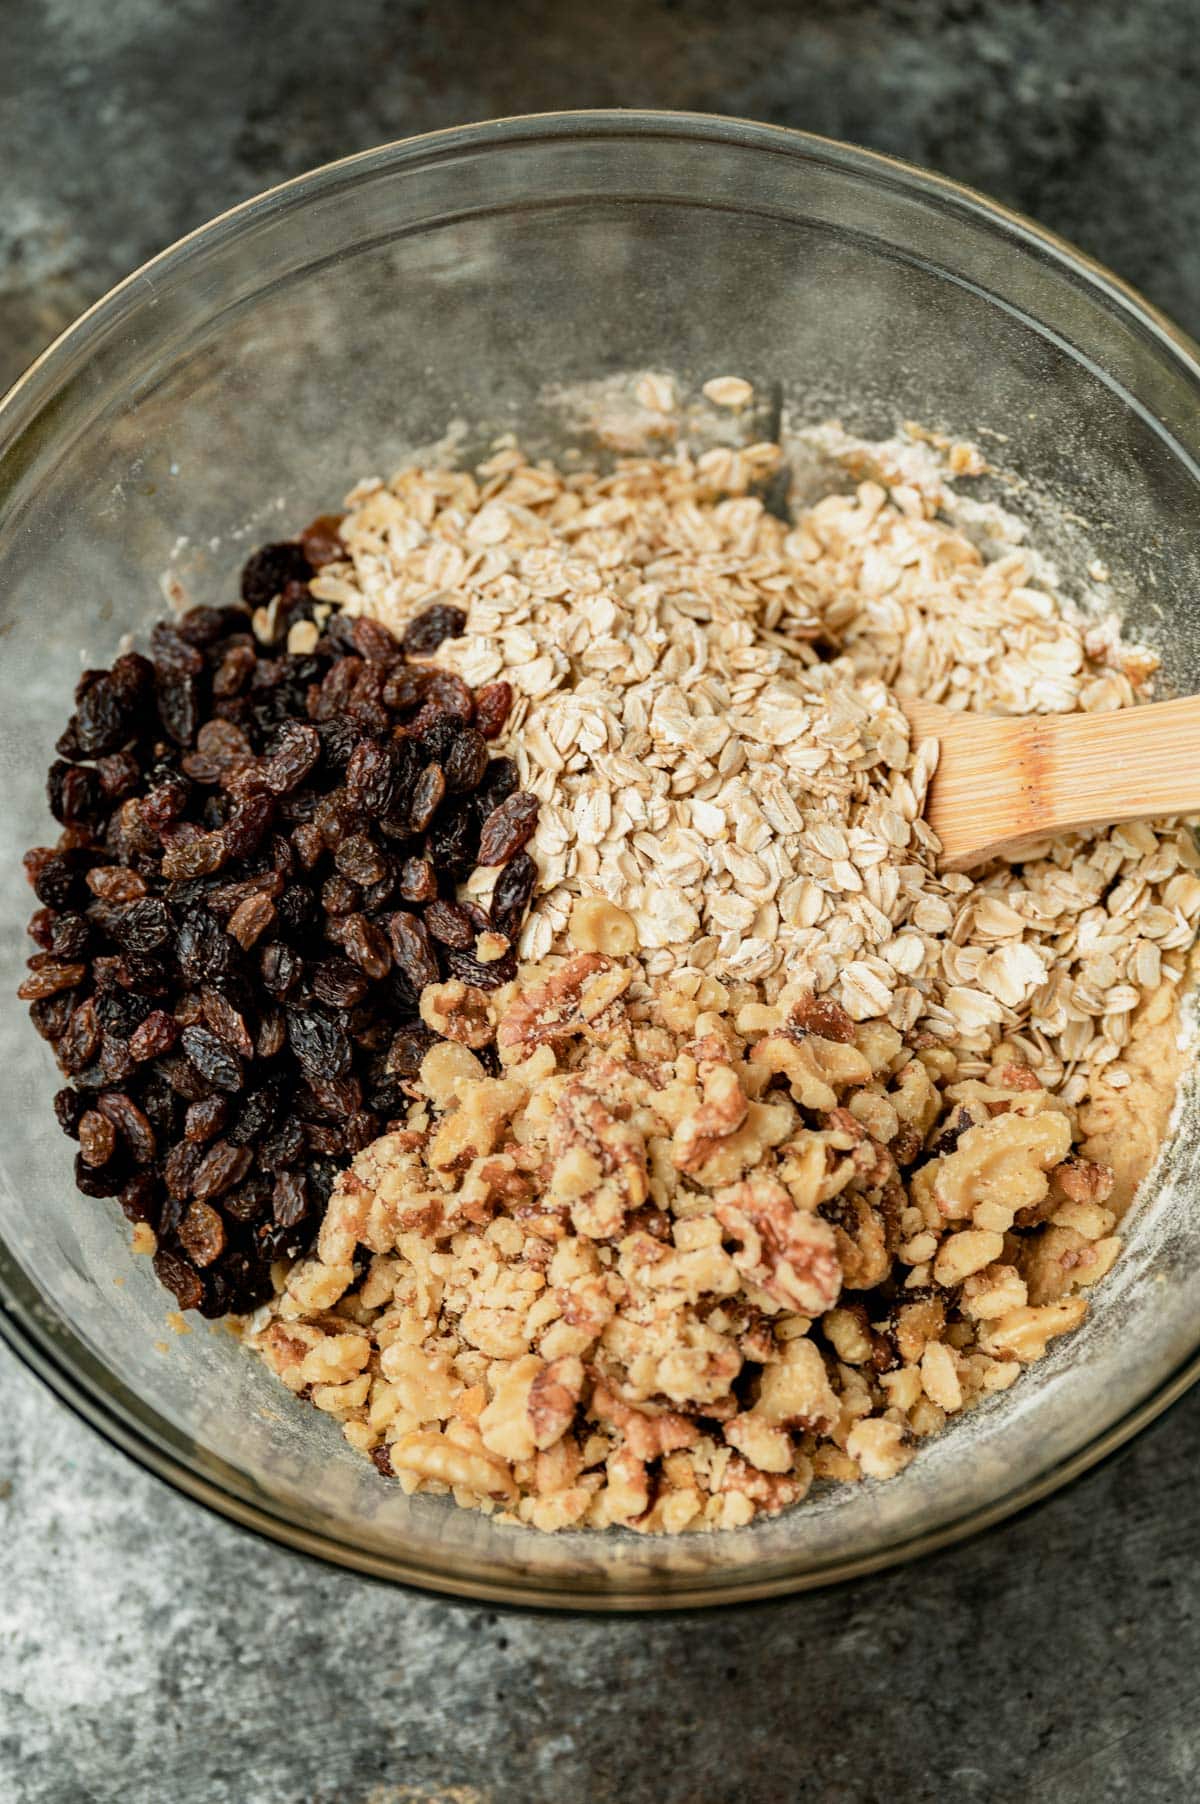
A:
[250,935,1131,1535]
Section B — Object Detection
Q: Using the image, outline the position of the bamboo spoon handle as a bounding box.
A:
[904,694,1200,870]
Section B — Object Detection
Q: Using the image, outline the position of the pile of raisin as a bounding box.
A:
[19,536,539,1318]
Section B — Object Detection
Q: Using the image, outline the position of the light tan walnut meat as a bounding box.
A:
[249,904,1126,1535]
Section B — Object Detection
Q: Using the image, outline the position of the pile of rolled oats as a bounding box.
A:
[246,396,1199,1533]
[311,425,1200,1111]
[250,898,1135,1532]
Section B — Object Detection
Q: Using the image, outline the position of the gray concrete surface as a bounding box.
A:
[3,3,1200,1800]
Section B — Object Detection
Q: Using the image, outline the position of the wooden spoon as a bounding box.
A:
[903,695,1200,871]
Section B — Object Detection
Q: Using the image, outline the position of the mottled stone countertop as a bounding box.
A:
[3,5,1199,1801]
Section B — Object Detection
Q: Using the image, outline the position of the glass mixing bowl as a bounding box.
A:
[2,112,1199,1610]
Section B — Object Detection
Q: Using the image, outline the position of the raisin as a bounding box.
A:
[154,1247,204,1310]
[185,1095,230,1143]
[120,1171,160,1226]
[424,899,477,949]
[444,945,517,990]
[321,874,360,916]
[164,1143,204,1205]
[199,988,254,1059]
[176,907,236,984]
[346,738,397,816]
[398,856,439,904]
[444,727,490,795]
[272,1168,310,1229]
[53,1086,85,1139]
[382,666,430,714]
[311,958,370,1009]
[334,833,387,887]
[240,542,312,608]
[489,850,538,939]
[286,1008,352,1081]
[260,1117,306,1170]
[228,1078,287,1146]
[95,1092,157,1164]
[95,751,141,802]
[48,761,104,826]
[49,914,91,959]
[255,1006,287,1059]
[410,764,447,832]
[128,1009,179,1061]
[157,672,200,746]
[228,892,276,949]
[261,720,321,793]
[478,791,539,864]
[298,514,345,569]
[474,681,514,741]
[73,676,133,757]
[178,1201,227,1268]
[402,602,467,656]
[339,913,391,980]
[151,622,206,676]
[112,897,173,953]
[384,1023,437,1078]
[260,941,302,999]
[386,912,440,993]
[78,1110,117,1167]
[30,850,88,910]
[191,1140,253,1203]
[180,1025,244,1093]
[17,960,86,1001]
[348,616,402,664]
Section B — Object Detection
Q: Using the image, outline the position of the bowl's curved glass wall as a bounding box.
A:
[1,116,1199,1606]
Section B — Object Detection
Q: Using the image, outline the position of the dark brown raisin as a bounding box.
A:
[298,514,345,569]
[112,897,173,953]
[444,727,489,795]
[384,1023,437,1078]
[339,913,391,980]
[478,791,539,864]
[120,1171,159,1225]
[180,1025,244,1093]
[285,1009,352,1081]
[241,542,313,608]
[184,1095,230,1143]
[95,1092,157,1164]
[348,616,402,664]
[78,1110,117,1167]
[178,1200,227,1268]
[260,941,302,998]
[321,873,360,916]
[346,739,397,816]
[261,720,321,793]
[387,912,439,993]
[334,833,387,887]
[272,1168,310,1228]
[312,958,370,1009]
[154,1247,204,1310]
[403,602,467,656]
[410,764,446,832]
[128,1009,179,1061]
[424,899,476,949]
[256,1006,287,1060]
[58,1000,102,1074]
[474,681,514,741]
[54,1087,85,1138]
[398,856,439,904]
[490,850,538,939]
[382,666,430,714]
[48,761,103,826]
[191,1140,253,1203]
[199,988,254,1059]
[444,945,517,990]
[17,960,86,1001]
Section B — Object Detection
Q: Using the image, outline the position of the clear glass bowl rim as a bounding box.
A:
[3,108,1199,1611]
